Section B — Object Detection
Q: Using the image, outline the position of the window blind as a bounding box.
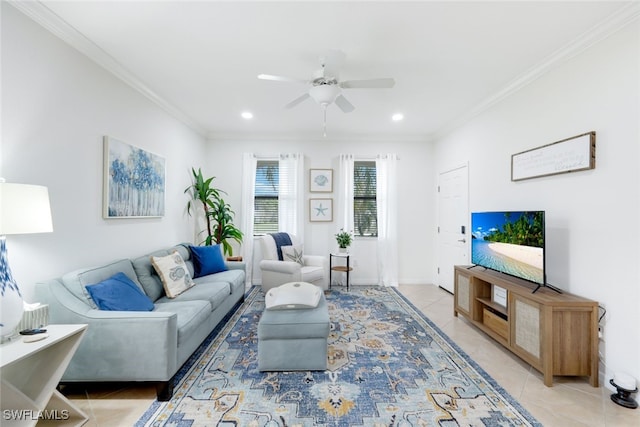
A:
[354,161,377,236]
[254,160,279,234]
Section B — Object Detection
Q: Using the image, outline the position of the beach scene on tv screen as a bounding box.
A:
[471,211,544,284]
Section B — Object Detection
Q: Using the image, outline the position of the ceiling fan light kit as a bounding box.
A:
[309,85,340,106]
[257,49,395,135]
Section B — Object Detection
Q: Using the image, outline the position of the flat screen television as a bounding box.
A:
[471,211,545,288]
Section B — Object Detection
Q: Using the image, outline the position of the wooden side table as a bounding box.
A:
[330,252,353,291]
[1,324,88,426]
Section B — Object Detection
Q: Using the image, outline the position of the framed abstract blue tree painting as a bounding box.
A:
[103,136,166,218]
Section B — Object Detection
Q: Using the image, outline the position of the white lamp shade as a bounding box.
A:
[309,85,340,106]
[0,183,53,235]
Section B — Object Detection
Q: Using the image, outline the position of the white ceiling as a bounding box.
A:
[15,1,637,140]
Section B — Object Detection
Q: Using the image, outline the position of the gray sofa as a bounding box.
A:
[34,243,246,400]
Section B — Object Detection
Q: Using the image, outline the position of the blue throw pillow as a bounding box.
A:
[85,272,154,311]
[190,244,228,278]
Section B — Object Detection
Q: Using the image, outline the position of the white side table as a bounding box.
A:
[1,324,88,426]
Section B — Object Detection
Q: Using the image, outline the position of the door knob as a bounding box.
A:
[457,238,466,243]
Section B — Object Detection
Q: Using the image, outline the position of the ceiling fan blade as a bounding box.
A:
[258,74,307,84]
[340,78,396,89]
[321,49,346,79]
[335,94,355,113]
[285,93,311,109]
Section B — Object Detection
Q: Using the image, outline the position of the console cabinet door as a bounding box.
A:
[454,270,472,317]
[510,294,543,370]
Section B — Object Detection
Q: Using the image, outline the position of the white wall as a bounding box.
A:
[205,137,435,286]
[433,21,640,388]
[1,4,207,301]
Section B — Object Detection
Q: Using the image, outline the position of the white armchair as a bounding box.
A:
[259,233,328,292]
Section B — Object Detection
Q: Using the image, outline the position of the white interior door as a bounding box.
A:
[437,164,469,293]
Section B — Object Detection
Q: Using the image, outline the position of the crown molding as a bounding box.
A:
[8,0,207,137]
[432,2,640,141]
[207,130,432,144]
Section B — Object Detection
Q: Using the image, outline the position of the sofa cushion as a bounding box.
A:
[62,259,142,309]
[197,269,245,294]
[132,249,170,301]
[132,244,195,301]
[190,244,227,278]
[153,300,211,347]
[155,281,230,311]
[85,272,154,311]
[151,251,195,298]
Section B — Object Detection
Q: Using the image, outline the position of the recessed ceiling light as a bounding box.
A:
[241,111,253,119]
[392,113,404,122]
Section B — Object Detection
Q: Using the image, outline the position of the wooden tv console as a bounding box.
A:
[454,265,599,387]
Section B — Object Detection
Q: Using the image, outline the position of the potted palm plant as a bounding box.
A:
[185,168,243,256]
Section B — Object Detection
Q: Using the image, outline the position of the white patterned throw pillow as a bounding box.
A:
[281,244,304,265]
[151,251,195,298]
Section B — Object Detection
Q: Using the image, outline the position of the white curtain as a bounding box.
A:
[278,153,304,240]
[376,153,399,287]
[240,153,257,285]
[338,154,355,234]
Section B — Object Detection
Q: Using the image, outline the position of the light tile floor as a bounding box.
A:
[62,284,640,426]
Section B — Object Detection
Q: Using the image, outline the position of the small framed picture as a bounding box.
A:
[309,169,333,192]
[309,198,333,222]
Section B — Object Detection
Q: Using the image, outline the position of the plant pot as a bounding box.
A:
[338,247,348,253]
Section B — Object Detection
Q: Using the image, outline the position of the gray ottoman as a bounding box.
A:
[258,283,330,371]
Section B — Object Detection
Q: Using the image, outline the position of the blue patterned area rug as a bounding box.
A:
[137,286,540,426]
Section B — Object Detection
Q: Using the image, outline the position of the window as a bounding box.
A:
[354,161,377,236]
[254,160,279,234]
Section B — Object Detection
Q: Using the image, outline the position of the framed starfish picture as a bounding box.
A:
[309,198,333,222]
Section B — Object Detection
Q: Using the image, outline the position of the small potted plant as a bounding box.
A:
[335,229,353,252]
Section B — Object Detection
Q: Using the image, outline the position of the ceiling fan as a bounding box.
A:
[257,49,395,135]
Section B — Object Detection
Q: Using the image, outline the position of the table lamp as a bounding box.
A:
[0,182,53,340]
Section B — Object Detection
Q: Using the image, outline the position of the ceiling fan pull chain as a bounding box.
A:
[323,105,327,137]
